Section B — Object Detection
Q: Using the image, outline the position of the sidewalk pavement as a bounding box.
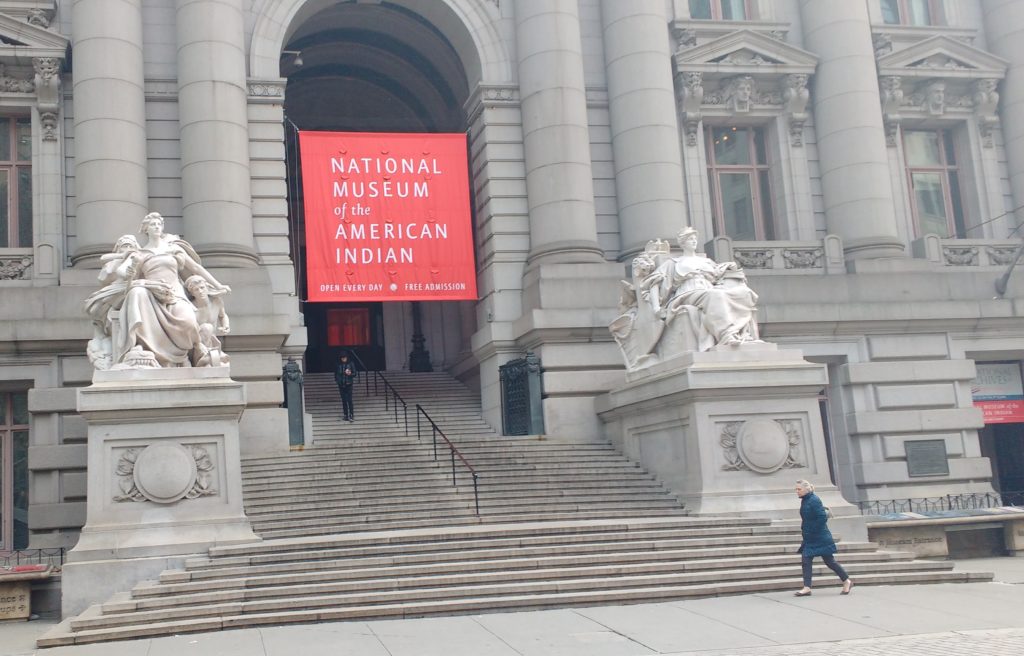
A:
[2,557,1022,656]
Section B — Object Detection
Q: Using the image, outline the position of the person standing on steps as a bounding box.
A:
[794,479,852,596]
[335,351,359,422]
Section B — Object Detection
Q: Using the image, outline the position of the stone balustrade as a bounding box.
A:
[912,234,1023,268]
[705,234,846,275]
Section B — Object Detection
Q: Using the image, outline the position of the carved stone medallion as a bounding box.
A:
[735,419,790,473]
[133,443,198,503]
[721,418,804,473]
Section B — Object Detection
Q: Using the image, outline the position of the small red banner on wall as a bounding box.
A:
[972,362,1024,424]
[299,131,478,302]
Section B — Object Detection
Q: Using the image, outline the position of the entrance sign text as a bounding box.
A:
[299,131,478,302]
[971,362,1024,424]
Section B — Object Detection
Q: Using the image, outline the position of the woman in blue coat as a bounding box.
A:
[794,479,852,596]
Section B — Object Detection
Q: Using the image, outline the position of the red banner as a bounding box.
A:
[299,131,478,302]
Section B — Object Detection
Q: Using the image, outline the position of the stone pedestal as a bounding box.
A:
[62,368,259,616]
[596,344,857,520]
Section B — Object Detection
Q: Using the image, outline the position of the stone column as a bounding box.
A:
[798,0,904,260]
[514,0,604,267]
[70,0,149,267]
[600,0,686,258]
[983,0,1024,229]
[176,0,258,267]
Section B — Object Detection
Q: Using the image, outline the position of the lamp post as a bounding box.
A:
[409,302,433,372]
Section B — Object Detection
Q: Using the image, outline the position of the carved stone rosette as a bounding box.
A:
[720,419,805,473]
[113,443,218,503]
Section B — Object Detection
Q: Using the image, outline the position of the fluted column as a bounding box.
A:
[514,0,604,267]
[983,0,1024,228]
[600,0,686,258]
[176,0,258,266]
[71,0,149,266]
[799,0,904,259]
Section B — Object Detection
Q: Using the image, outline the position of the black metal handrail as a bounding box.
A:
[859,491,1024,516]
[416,403,480,514]
[1,548,66,568]
[371,371,408,435]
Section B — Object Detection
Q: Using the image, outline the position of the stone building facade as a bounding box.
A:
[1,0,1023,552]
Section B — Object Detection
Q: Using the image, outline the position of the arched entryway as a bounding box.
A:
[262,1,496,374]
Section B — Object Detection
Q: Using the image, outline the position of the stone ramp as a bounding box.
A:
[38,517,989,646]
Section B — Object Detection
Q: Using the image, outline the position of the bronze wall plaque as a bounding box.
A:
[906,439,950,477]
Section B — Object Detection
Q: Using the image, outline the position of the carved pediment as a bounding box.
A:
[877,35,1007,79]
[674,30,816,147]
[675,29,817,77]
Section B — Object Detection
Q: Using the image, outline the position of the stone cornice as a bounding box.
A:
[464,84,519,124]
[876,35,1008,80]
[248,78,286,104]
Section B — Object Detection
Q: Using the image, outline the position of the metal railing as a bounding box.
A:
[371,371,408,435]
[858,491,1024,516]
[416,403,480,515]
[1,548,65,568]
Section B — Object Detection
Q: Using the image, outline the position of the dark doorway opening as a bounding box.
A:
[980,422,1024,494]
[304,302,384,373]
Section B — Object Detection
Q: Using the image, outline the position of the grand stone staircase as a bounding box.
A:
[39,371,992,646]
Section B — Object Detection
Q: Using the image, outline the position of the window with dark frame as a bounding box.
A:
[880,0,946,26]
[903,128,967,238]
[705,125,776,241]
[0,116,32,249]
[0,390,29,552]
[688,0,752,21]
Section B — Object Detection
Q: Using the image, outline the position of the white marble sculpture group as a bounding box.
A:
[84,212,231,370]
[611,226,761,370]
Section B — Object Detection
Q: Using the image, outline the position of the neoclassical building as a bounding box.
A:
[1,0,1023,554]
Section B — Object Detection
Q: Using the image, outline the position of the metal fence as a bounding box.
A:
[858,491,1024,516]
[1,548,65,568]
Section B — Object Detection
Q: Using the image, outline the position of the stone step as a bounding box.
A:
[241,452,634,473]
[192,534,816,575]
[250,499,688,530]
[190,521,790,568]
[42,570,990,647]
[254,510,696,540]
[67,562,968,634]
[115,554,939,617]
[151,544,898,593]
[243,487,678,511]
[247,497,686,525]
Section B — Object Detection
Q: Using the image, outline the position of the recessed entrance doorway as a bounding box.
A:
[280,1,478,374]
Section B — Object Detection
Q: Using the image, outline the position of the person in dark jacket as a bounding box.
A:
[334,351,358,421]
[794,479,852,596]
